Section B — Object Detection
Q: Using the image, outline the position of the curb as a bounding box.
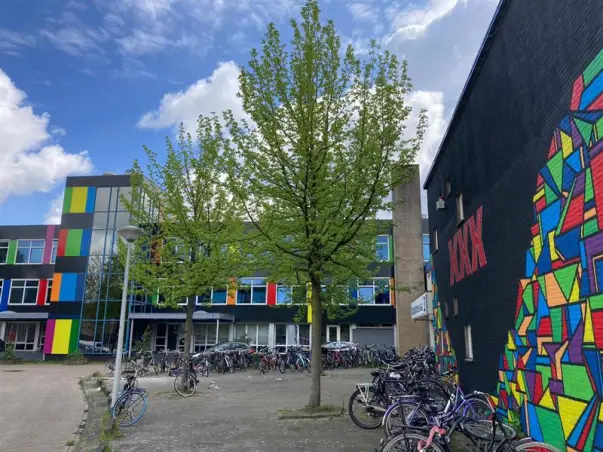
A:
[65,378,90,452]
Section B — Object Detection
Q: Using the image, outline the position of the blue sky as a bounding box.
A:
[0,0,498,225]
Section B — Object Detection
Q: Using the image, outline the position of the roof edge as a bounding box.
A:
[423,0,509,189]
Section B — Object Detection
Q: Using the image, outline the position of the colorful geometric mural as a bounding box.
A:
[496,49,603,451]
[431,259,457,373]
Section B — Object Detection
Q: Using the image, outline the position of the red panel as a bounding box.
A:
[537,173,545,186]
[531,223,540,237]
[267,283,277,306]
[592,311,603,348]
[561,193,584,233]
[37,279,48,306]
[535,197,547,213]
[538,317,552,336]
[548,137,557,158]
[592,153,603,229]
[533,372,543,405]
[57,229,68,257]
[587,93,603,111]
[570,75,584,110]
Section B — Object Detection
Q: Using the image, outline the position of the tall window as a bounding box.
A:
[355,278,390,305]
[275,324,310,350]
[456,194,465,224]
[195,287,228,305]
[15,240,44,264]
[50,240,59,264]
[0,240,8,264]
[234,324,269,347]
[194,324,217,352]
[0,280,3,300]
[236,278,267,304]
[9,280,39,305]
[46,279,53,305]
[376,235,390,261]
[453,297,458,317]
[464,325,474,361]
[422,234,430,262]
[5,323,37,350]
[433,228,438,253]
[446,179,452,197]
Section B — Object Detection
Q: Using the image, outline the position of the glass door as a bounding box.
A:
[326,325,340,343]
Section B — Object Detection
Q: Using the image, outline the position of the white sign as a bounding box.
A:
[410,293,428,320]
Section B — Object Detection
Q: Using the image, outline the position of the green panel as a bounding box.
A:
[535,406,565,450]
[554,264,578,301]
[575,119,594,144]
[536,364,552,391]
[63,187,73,213]
[556,177,576,235]
[596,117,603,141]
[537,276,547,298]
[7,240,17,264]
[583,49,603,85]
[550,308,563,342]
[544,183,557,204]
[584,218,598,237]
[561,364,593,401]
[69,320,80,353]
[585,168,594,202]
[65,229,83,257]
[546,152,563,192]
[389,235,394,262]
[590,293,603,310]
[522,284,534,314]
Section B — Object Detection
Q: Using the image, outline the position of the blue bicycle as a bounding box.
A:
[112,374,148,427]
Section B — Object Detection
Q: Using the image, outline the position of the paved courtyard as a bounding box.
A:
[111,368,383,452]
[0,363,102,452]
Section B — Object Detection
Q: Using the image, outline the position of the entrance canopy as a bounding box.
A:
[0,311,49,320]
[129,312,234,322]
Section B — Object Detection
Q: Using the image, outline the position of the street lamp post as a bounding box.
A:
[111,225,144,409]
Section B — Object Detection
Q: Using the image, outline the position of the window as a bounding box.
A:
[0,280,3,300]
[456,194,464,224]
[234,324,269,347]
[354,278,390,305]
[446,180,451,198]
[433,228,438,253]
[277,286,293,304]
[5,323,37,351]
[9,280,39,305]
[0,240,8,264]
[194,324,217,352]
[155,323,167,350]
[422,235,430,262]
[236,278,267,304]
[195,287,228,305]
[50,240,58,264]
[376,235,390,261]
[443,300,449,319]
[275,324,310,350]
[453,297,458,317]
[464,325,474,361]
[46,279,53,305]
[15,240,45,264]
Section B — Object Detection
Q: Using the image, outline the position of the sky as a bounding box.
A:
[0,0,499,225]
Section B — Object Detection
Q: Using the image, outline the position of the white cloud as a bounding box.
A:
[386,0,459,44]
[348,3,378,21]
[138,61,244,131]
[0,69,93,204]
[44,192,65,224]
[0,28,36,55]
[40,27,108,57]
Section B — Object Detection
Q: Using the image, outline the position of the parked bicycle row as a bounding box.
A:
[348,345,560,452]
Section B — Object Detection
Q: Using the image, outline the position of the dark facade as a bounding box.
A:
[1,173,428,357]
[424,1,603,450]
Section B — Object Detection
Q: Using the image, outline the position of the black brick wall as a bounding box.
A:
[425,0,603,393]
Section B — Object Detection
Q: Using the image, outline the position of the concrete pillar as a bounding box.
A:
[392,165,430,353]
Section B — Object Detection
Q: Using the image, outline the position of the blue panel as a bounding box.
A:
[568,396,597,447]
[580,71,603,109]
[562,164,577,191]
[595,422,603,450]
[574,112,603,122]
[85,187,96,213]
[525,250,536,277]
[541,167,560,195]
[526,403,543,442]
[59,273,77,301]
[80,230,91,256]
[537,239,552,273]
[0,279,10,311]
[75,274,85,302]
[566,151,582,172]
[540,200,561,236]
[555,228,581,260]
[559,117,571,133]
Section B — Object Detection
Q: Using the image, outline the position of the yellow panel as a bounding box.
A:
[585,303,594,343]
[70,187,87,213]
[561,131,573,157]
[557,396,587,439]
[52,319,72,354]
[507,332,516,351]
[533,235,542,261]
[307,303,312,324]
[540,388,555,410]
[569,279,580,303]
[533,188,545,202]
[548,232,559,261]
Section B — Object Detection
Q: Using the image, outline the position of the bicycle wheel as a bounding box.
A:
[463,397,494,420]
[174,373,196,397]
[104,359,115,375]
[380,432,445,452]
[383,400,430,438]
[348,387,387,429]
[153,362,160,375]
[462,418,516,442]
[278,358,286,374]
[112,391,147,427]
[514,441,561,452]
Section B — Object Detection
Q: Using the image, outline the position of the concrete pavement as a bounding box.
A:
[0,363,102,452]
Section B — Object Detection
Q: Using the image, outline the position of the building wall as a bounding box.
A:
[424,1,603,450]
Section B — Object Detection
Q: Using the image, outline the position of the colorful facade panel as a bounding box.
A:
[62,186,96,214]
[495,49,603,451]
[43,319,80,355]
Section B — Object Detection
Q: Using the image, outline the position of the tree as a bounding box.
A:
[126,117,248,366]
[224,0,426,408]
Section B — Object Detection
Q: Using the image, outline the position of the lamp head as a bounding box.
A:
[117,225,144,243]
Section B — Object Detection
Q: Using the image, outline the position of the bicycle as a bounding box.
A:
[112,373,148,427]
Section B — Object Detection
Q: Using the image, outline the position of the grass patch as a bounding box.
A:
[278,403,344,419]
[92,371,102,378]
[65,439,75,446]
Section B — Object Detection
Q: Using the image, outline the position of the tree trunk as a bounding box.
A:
[308,280,322,409]
[184,296,194,366]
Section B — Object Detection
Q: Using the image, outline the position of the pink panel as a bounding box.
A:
[43,320,56,355]
[43,225,56,264]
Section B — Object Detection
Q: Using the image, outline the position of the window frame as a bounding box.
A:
[8,279,40,305]
[45,279,53,305]
[15,239,45,265]
[446,179,452,198]
[4,322,39,351]
[376,235,390,262]
[422,234,430,262]
[274,323,310,350]
[235,278,267,305]
[456,193,465,225]
[453,297,458,317]
[0,240,9,265]
[50,239,59,264]
[194,287,229,305]
[233,323,270,347]
[353,278,391,305]
[432,228,438,253]
[464,325,474,361]
[0,280,3,301]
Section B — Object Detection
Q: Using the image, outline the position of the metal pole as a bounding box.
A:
[111,241,132,408]
[215,319,220,345]
[128,319,134,359]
